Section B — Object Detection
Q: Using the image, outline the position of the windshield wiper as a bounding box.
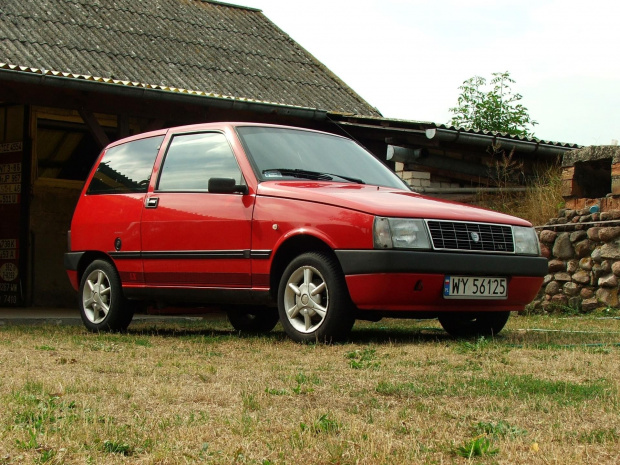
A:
[263,168,364,184]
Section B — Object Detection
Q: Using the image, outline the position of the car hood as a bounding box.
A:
[256,182,532,226]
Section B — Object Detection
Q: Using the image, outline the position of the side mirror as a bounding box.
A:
[208,177,248,195]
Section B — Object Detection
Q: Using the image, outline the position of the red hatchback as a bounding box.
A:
[64,123,546,341]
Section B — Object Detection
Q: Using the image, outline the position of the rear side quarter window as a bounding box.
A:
[87,136,164,194]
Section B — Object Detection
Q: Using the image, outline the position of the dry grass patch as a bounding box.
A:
[475,161,564,226]
[0,314,618,464]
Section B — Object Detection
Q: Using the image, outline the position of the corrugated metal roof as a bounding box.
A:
[330,114,581,150]
[0,0,380,117]
[434,123,580,150]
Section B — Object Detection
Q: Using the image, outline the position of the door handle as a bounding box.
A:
[146,197,159,208]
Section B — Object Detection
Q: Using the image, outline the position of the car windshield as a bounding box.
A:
[236,126,408,190]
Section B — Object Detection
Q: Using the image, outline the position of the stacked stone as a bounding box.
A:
[532,208,620,312]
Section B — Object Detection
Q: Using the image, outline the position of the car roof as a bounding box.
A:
[103,122,340,150]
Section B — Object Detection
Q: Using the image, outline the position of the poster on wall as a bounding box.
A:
[0,141,24,306]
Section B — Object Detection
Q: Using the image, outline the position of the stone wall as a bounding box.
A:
[532,207,620,312]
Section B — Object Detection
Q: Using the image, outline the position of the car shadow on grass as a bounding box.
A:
[126,318,456,345]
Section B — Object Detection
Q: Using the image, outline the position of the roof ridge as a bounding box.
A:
[6,8,273,41]
[196,0,261,12]
[46,0,262,13]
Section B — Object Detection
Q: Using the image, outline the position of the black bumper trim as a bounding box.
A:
[335,250,548,277]
[64,252,85,271]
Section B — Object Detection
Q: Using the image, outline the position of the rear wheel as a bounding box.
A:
[226,306,279,333]
[79,260,134,332]
[278,252,354,343]
[438,311,510,338]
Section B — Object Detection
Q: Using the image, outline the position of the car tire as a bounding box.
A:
[226,306,279,333]
[277,252,355,343]
[79,260,134,332]
[438,311,510,338]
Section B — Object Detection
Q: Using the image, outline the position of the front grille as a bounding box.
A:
[426,221,514,253]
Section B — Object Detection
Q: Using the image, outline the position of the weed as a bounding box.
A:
[375,380,420,397]
[35,345,55,351]
[134,338,151,347]
[265,387,289,396]
[239,412,255,436]
[454,436,498,458]
[241,391,260,411]
[292,372,320,394]
[578,428,619,444]
[36,448,56,464]
[15,428,39,450]
[346,347,380,369]
[12,390,78,436]
[102,439,133,455]
[455,336,490,353]
[473,420,527,438]
[300,414,341,435]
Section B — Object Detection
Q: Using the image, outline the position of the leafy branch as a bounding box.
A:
[449,71,537,137]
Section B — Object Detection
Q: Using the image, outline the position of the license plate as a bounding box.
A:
[443,276,507,299]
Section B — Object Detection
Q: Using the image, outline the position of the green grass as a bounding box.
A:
[375,374,614,407]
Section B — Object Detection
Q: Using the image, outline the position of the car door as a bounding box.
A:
[140,131,253,288]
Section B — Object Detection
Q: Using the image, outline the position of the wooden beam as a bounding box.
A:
[118,113,130,139]
[78,107,109,149]
[410,153,490,179]
[145,118,166,132]
[410,164,488,185]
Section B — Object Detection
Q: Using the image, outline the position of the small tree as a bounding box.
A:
[449,71,537,137]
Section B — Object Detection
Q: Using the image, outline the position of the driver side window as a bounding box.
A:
[157,132,244,191]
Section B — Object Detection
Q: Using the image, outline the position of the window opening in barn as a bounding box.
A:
[36,119,105,181]
[573,159,611,199]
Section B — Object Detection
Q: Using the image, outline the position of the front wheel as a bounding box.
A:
[79,260,134,332]
[278,252,354,343]
[438,311,510,338]
[226,306,279,333]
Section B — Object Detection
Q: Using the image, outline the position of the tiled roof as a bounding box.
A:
[0,0,380,117]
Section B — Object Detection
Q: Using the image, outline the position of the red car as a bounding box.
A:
[64,123,546,342]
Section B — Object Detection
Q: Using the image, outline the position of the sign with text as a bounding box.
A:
[0,142,24,306]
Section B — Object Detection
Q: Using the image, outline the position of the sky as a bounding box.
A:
[232,0,619,146]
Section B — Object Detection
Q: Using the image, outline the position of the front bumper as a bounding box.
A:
[335,250,547,312]
[335,250,548,276]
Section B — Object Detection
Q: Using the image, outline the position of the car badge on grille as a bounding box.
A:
[470,232,480,243]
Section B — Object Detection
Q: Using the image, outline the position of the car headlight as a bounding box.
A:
[513,226,540,255]
[373,217,431,250]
